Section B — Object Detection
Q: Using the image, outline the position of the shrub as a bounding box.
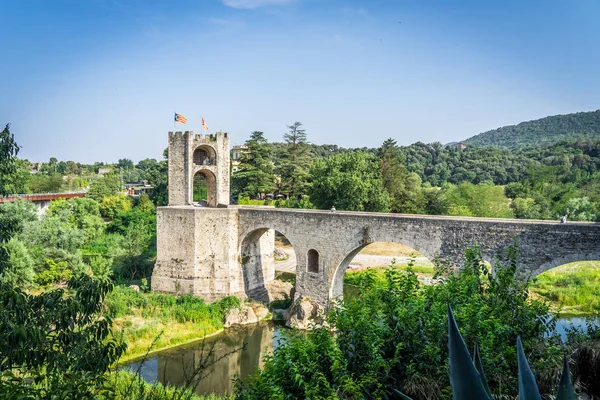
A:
[105,285,148,317]
[236,245,564,399]
[99,195,133,220]
[35,259,72,286]
[0,238,35,288]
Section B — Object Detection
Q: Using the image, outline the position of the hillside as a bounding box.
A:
[464,109,600,149]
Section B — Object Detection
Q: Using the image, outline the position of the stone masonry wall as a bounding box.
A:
[237,208,600,306]
[167,132,188,206]
[153,206,600,307]
[167,131,230,207]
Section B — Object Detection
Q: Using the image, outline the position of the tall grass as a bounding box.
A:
[530,261,600,315]
[109,370,232,400]
[344,263,434,287]
[105,286,242,361]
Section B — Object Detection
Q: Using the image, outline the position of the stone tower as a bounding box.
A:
[153,130,272,301]
[167,131,230,207]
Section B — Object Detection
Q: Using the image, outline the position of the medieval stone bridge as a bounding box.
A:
[153,204,600,307]
[151,131,600,307]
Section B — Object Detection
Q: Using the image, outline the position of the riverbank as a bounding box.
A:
[529,260,600,316]
[106,286,244,362]
[344,260,600,317]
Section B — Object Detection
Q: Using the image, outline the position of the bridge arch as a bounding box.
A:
[193,169,216,207]
[330,240,435,300]
[239,227,299,302]
[530,251,600,278]
[192,144,217,166]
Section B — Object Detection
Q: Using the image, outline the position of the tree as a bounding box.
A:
[378,138,424,213]
[236,246,562,399]
[87,173,121,201]
[29,173,65,193]
[445,182,514,218]
[564,197,599,221]
[309,151,391,212]
[118,158,134,170]
[232,131,275,198]
[0,124,21,197]
[0,275,127,397]
[278,122,311,196]
[0,123,22,276]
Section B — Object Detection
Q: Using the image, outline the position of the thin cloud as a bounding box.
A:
[221,0,295,9]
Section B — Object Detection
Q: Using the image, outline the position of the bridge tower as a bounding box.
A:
[168,131,230,207]
[153,131,275,302]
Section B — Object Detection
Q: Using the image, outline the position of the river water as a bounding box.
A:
[126,321,284,396]
[125,317,597,397]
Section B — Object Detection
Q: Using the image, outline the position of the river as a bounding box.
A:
[124,316,597,397]
[126,321,284,396]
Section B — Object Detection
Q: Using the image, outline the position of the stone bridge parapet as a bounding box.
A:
[152,206,600,307]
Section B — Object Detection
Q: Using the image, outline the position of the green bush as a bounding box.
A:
[35,259,72,286]
[236,245,564,399]
[109,370,228,400]
[0,238,35,288]
[105,285,148,317]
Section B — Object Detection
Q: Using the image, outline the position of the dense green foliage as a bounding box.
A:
[0,275,127,398]
[465,109,600,149]
[232,131,275,198]
[309,151,391,212]
[0,124,21,197]
[0,194,157,288]
[236,247,569,399]
[277,122,311,196]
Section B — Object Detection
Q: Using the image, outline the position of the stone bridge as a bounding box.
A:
[152,205,600,307]
[151,131,600,308]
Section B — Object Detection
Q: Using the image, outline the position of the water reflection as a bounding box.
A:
[126,322,282,396]
[555,316,593,340]
[126,316,598,396]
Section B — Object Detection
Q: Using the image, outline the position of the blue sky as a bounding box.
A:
[1,0,599,163]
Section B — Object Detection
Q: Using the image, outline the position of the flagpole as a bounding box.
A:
[173,111,175,131]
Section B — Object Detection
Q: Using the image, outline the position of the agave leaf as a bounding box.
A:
[447,304,492,400]
[556,355,576,400]
[391,388,414,400]
[473,342,493,399]
[516,336,542,400]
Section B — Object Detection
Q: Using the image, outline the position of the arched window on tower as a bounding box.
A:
[193,146,216,166]
[307,249,319,273]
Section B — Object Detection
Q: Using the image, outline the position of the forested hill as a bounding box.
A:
[464,109,600,149]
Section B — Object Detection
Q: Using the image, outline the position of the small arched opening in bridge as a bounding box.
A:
[307,249,320,273]
[530,258,600,316]
[193,145,216,166]
[331,242,434,300]
[240,229,297,303]
[193,170,216,207]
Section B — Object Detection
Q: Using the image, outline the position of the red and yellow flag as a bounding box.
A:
[201,117,208,132]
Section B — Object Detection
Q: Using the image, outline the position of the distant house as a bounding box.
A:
[29,162,43,174]
[125,181,153,197]
[449,142,468,151]
[97,167,111,176]
[230,145,248,174]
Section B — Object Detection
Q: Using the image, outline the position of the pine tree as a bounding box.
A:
[278,121,311,196]
[378,138,423,213]
[232,131,275,198]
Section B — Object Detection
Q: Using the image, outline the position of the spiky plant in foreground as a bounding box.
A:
[396,305,578,400]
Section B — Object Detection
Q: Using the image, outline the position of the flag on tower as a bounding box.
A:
[201,118,208,132]
[174,113,188,124]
